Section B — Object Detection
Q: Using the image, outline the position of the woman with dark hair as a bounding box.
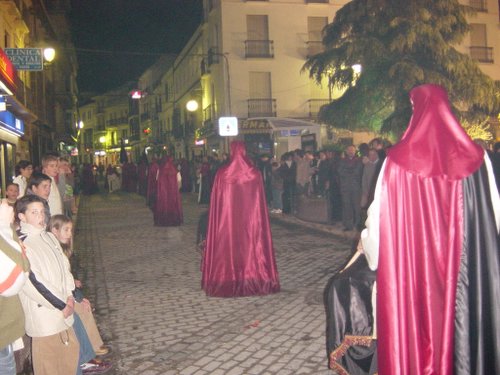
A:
[13,160,33,198]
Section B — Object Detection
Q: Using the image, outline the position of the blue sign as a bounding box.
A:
[4,48,43,71]
[0,110,24,136]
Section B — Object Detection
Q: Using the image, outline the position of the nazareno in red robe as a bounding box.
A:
[372,84,500,374]
[201,141,280,297]
[153,156,183,226]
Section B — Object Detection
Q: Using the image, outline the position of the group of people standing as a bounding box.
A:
[1,155,112,375]
[255,140,387,232]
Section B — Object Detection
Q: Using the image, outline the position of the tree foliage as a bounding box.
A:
[304,0,500,136]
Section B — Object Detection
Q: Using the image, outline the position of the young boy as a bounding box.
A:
[4,183,19,207]
[15,195,79,375]
[41,154,63,215]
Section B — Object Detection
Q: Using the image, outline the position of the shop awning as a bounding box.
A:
[240,117,321,135]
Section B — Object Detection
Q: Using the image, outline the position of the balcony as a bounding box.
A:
[306,41,324,57]
[308,99,330,119]
[248,99,276,117]
[245,40,274,58]
[469,0,487,11]
[470,46,494,63]
[106,117,128,126]
[203,104,213,123]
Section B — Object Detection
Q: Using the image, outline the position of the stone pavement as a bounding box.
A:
[74,191,361,375]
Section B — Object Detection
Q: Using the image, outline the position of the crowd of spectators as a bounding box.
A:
[0,154,112,375]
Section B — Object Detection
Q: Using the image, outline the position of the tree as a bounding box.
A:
[304,0,500,136]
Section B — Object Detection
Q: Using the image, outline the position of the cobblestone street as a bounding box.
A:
[74,191,358,375]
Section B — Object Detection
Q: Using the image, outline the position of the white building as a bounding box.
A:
[135,0,500,160]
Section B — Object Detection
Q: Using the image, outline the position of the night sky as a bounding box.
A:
[69,0,203,94]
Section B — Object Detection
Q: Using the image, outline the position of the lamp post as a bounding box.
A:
[186,99,200,159]
[39,47,56,163]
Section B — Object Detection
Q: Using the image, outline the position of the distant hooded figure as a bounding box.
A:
[201,141,280,297]
[326,84,500,375]
[146,158,159,208]
[153,156,183,226]
[137,153,149,197]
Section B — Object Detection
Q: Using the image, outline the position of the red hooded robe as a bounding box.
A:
[201,141,280,297]
[374,84,500,374]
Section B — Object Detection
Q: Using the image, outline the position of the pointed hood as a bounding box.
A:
[388,84,483,180]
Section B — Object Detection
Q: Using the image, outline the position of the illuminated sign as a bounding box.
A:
[0,48,16,95]
[0,110,24,136]
[4,48,43,71]
[218,117,238,136]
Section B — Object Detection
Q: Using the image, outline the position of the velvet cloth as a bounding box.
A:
[201,141,280,297]
[376,84,497,375]
[154,157,182,226]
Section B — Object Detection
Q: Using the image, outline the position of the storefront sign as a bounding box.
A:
[240,119,272,134]
[0,110,24,136]
[0,48,16,95]
[4,48,43,71]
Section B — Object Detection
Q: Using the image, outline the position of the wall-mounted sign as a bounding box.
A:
[4,48,43,71]
[0,48,16,95]
[0,110,24,136]
[218,117,238,136]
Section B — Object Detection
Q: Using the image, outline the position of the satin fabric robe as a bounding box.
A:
[201,141,280,297]
[153,157,183,226]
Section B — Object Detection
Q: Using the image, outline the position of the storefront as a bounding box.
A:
[240,118,322,159]
[0,47,22,193]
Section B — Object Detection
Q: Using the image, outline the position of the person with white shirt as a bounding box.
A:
[41,155,63,216]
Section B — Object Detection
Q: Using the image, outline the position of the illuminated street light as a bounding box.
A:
[77,120,84,129]
[352,64,362,74]
[186,100,199,112]
[43,48,56,63]
[99,136,106,143]
[130,90,144,99]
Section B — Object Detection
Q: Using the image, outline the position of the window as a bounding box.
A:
[246,15,274,58]
[248,72,276,117]
[307,17,328,56]
[469,23,493,63]
[469,0,487,11]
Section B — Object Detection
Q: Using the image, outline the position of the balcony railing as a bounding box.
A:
[306,41,324,57]
[248,98,276,117]
[306,0,329,3]
[245,40,274,58]
[469,0,487,11]
[470,46,494,63]
[308,99,330,119]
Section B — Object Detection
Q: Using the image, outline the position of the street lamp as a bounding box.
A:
[185,99,200,158]
[43,48,56,64]
[186,100,199,112]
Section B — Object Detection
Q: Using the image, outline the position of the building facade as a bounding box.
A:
[92,0,500,164]
[78,84,134,166]
[0,0,79,192]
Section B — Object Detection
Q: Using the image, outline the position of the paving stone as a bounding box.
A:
[75,191,353,374]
